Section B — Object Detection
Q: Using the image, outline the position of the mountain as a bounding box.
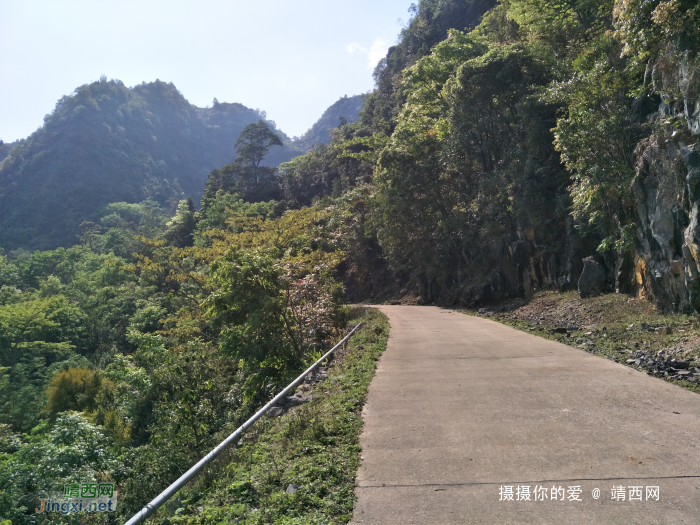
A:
[0,79,303,251]
[296,94,366,149]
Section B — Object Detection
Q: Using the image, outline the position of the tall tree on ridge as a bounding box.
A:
[202,120,284,206]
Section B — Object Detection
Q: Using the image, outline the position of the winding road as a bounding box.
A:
[351,306,700,524]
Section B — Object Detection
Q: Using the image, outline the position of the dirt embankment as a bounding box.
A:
[466,291,700,394]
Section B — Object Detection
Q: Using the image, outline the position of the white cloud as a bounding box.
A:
[367,38,388,69]
[346,38,388,70]
[346,42,366,54]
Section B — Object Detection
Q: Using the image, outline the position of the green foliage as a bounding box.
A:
[0,412,117,524]
[0,79,301,252]
[1,184,359,518]
[155,308,388,525]
[363,0,497,135]
[0,140,16,163]
[278,127,379,208]
[234,120,285,170]
[196,193,278,240]
[374,33,568,298]
[202,120,284,206]
[614,0,700,59]
[165,197,198,248]
[120,336,248,512]
[207,249,341,390]
[547,33,642,248]
[0,243,152,435]
[44,367,102,417]
[79,199,169,258]
[507,0,614,48]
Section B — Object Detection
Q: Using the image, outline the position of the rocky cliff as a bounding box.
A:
[626,56,700,313]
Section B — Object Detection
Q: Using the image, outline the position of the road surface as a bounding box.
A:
[351,306,700,524]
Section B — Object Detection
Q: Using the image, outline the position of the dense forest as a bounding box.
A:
[1,0,699,522]
[0,86,366,254]
[0,80,302,251]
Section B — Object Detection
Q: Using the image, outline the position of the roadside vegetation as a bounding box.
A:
[0,130,357,524]
[156,308,388,525]
[0,117,387,524]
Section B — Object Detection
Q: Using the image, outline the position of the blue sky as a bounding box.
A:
[0,0,413,142]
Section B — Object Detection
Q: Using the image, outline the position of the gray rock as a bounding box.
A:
[286,484,299,494]
[578,257,607,298]
[280,393,312,408]
[669,359,689,369]
[267,407,284,417]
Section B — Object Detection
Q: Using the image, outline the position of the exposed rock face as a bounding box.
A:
[441,222,595,307]
[630,56,700,313]
[682,143,700,311]
[578,257,607,298]
[631,138,690,312]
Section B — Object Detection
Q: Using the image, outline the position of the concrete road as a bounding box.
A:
[351,306,700,524]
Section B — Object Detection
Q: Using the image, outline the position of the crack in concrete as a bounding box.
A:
[358,475,700,489]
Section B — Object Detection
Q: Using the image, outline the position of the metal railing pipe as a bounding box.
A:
[124,322,363,525]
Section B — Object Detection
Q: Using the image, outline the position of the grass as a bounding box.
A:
[463,290,700,395]
[153,307,389,524]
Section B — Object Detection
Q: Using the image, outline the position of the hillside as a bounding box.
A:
[295,94,366,149]
[1,0,700,524]
[0,79,303,251]
[0,141,15,163]
[282,0,700,317]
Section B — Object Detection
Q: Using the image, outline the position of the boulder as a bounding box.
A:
[280,393,312,408]
[578,257,606,298]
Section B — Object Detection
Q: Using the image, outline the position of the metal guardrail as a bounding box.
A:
[124,322,363,525]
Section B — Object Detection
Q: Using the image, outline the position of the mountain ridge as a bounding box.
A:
[295,94,366,150]
[0,79,362,251]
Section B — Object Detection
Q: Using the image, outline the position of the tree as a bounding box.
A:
[202,121,284,206]
[234,120,284,170]
[206,248,338,390]
[233,121,284,202]
[164,197,197,248]
[0,412,117,525]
